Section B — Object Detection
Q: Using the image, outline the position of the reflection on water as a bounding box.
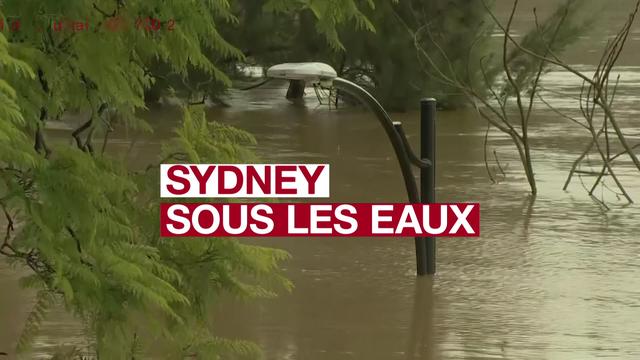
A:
[2,1,640,359]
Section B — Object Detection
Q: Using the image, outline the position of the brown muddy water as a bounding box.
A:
[2,1,640,359]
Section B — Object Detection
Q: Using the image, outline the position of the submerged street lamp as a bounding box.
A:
[266,62,437,276]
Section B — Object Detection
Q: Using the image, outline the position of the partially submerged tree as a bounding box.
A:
[481,0,640,205]
[0,0,374,358]
[407,0,597,195]
[392,0,497,110]
[539,1,640,206]
[405,0,640,204]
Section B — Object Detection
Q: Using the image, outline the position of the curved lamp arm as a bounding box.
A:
[333,77,420,204]
[393,122,432,169]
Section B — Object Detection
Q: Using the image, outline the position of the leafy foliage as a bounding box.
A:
[264,0,376,51]
[221,0,496,110]
[145,0,378,103]
[0,0,365,358]
[483,0,598,96]
[409,0,497,109]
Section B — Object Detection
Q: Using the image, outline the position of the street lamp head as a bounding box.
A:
[266,62,337,85]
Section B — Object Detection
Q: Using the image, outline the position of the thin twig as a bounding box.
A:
[483,121,496,183]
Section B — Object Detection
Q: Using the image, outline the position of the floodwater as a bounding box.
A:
[2,0,640,359]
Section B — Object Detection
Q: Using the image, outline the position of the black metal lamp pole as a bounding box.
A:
[421,99,437,275]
